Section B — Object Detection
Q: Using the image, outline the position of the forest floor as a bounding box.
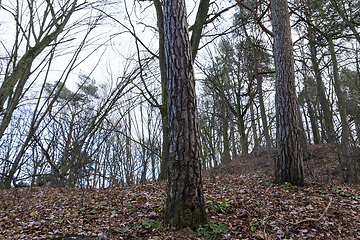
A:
[0,143,359,239]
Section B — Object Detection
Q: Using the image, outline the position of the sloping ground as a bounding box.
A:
[208,143,347,184]
[0,144,359,239]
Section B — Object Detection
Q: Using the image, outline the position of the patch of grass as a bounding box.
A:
[281,182,295,191]
[249,220,259,232]
[197,221,228,240]
[126,203,134,212]
[206,198,230,213]
[141,219,162,229]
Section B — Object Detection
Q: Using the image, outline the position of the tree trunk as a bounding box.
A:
[222,105,230,170]
[304,75,320,144]
[190,0,210,60]
[230,115,237,159]
[308,26,337,143]
[163,0,206,229]
[140,103,147,184]
[302,107,312,142]
[235,90,248,155]
[155,0,209,180]
[153,0,169,181]
[243,20,272,163]
[254,51,272,164]
[327,35,357,184]
[159,113,170,180]
[250,102,260,154]
[126,111,133,185]
[236,112,248,155]
[271,0,305,186]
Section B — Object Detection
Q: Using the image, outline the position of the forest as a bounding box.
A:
[0,0,359,239]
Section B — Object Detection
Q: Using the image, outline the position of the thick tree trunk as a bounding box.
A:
[155,0,209,180]
[163,0,206,229]
[271,0,305,186]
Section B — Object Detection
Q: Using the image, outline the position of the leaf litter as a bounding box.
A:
[0,144,359,239]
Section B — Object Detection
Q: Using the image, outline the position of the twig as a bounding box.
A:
[261,216,269,240]
[235,0,274,37]
[287,197,333,225]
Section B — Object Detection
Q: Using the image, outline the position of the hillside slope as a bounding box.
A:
[208,143,350,185]
[0,144,359,239]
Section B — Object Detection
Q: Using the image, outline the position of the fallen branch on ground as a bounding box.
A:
[287,197,333,225]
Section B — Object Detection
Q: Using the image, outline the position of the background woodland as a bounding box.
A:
[0,0,359,190]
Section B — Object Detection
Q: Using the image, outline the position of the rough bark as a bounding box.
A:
[163,0,206,229]
[155,0,209,180]
[271,0,305,186]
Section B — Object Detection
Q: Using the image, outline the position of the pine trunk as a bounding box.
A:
[271,0,305,186]
[163,0,206,229]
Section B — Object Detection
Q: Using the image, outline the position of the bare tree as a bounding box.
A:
[0,0,81,139]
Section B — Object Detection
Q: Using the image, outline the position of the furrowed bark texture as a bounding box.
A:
[163,0,206,229]
[271,0,305,186]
